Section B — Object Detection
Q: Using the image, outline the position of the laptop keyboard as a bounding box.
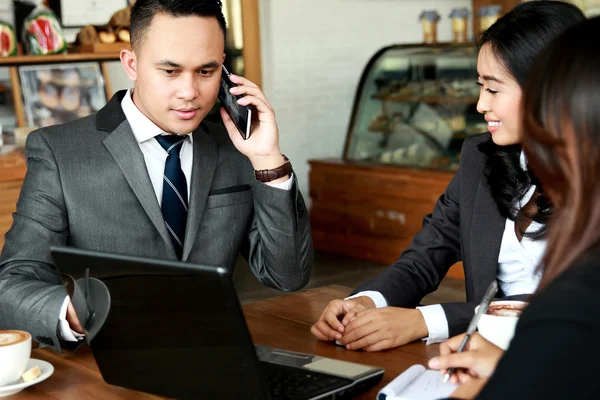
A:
[261,361,352,400]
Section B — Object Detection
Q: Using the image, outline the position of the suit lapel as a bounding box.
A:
[182,125,218,261]
[102,121,177,258]
[98,91,176,258]
[469,174,506,301]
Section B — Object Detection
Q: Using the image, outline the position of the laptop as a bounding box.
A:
[51,246,384,400]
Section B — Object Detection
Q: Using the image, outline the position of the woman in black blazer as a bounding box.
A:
[312,2,586,351]
[429,16,600,399]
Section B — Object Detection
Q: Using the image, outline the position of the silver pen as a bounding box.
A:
[442,280,498,384]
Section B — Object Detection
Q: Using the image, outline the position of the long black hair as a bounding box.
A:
[477,1,585,238]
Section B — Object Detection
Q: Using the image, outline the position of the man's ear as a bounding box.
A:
[120,49,138,82]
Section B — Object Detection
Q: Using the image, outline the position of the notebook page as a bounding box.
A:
[377,365,425,399]
[397,369,457,400]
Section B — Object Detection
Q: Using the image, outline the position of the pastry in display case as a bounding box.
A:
[310,43,487,276]
[344,43,486,172]
[18,62,108,128]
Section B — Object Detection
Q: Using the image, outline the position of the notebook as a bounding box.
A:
[377,364,457,400]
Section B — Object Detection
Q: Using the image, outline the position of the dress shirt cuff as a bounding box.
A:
[58,296,86,342]
[264,173,294,190]
[417,304,449,345]
[345,291,388,308]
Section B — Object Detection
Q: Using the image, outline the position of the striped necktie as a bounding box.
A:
[155,135,188,259]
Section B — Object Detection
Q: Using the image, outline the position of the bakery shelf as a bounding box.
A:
[0,52,122,66]
[372,94,479,104]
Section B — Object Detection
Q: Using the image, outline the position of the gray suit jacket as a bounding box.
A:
[0,91,313,351]
[353,132,511,337]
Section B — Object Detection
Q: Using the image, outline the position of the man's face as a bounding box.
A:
[130,13,225,134]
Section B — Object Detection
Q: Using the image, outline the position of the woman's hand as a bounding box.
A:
[339,307,428,351]
[450,377,489,399]
[311,297,374,341]
[428,332,504,384]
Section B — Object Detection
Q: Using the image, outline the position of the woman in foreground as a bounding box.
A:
[430,16,600,400]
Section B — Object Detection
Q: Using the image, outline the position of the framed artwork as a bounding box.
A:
[524,0,600,16]
[18,62,108,128]
[54,0,128,28]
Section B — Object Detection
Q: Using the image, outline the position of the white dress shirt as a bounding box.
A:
[59,89,293,341]
[349,152,547,344]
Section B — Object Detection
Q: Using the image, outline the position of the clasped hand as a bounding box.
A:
[311,297,428,351]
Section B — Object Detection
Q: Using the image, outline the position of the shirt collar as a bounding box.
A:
[120,89,193,144]
[520,150,527,171]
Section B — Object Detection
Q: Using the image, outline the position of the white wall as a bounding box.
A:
[105,61,133,94]
[259,0,472,202]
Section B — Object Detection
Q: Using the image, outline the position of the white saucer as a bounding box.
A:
[0,359,54,397]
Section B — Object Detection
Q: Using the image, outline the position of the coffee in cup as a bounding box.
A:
[478,5,502,33]
[476,300,528,350]
[449,8,470,43]
[486,302,526,317]
[0,330,32,386]
[419,10,441,44]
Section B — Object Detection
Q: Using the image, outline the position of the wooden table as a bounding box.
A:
[14,285,439,399]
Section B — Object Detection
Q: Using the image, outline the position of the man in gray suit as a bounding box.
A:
[0,0,312,352]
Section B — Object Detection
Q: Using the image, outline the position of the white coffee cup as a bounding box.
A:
[0,330,32,387]
[476,300,528,350]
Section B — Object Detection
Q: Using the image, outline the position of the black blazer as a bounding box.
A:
[353,132,512,337]
[474,249,600,399]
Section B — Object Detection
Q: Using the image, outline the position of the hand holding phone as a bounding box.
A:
[218,65,252,140]
[217,71,283,169]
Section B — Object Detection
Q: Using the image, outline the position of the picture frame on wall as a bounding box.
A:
[52,0,128,28]
[18,62,108,128]
[523,0,600,16]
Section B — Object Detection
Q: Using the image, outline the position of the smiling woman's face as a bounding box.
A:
[476,43,523,146]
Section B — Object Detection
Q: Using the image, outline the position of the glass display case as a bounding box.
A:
[343,43,486,172]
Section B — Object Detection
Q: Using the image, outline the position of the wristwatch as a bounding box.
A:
[253,155,293,182]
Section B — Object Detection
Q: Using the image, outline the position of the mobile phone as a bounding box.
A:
[218,65,252,140]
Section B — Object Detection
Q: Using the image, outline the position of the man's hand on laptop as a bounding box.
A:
[337,307,428,352]
[67,301,84,334]
[311,297,375,341]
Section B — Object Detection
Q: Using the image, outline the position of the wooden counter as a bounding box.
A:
[309,158,465,278]
[0,149,26,249]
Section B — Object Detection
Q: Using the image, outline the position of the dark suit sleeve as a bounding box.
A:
[0,131,69,352]
[351,168,462,309]
[440,302,477,337]
[475,320,597,400]
[243,175,312,291]
[475,268,600,400]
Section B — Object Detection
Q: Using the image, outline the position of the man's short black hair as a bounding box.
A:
[130,0,227,51]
